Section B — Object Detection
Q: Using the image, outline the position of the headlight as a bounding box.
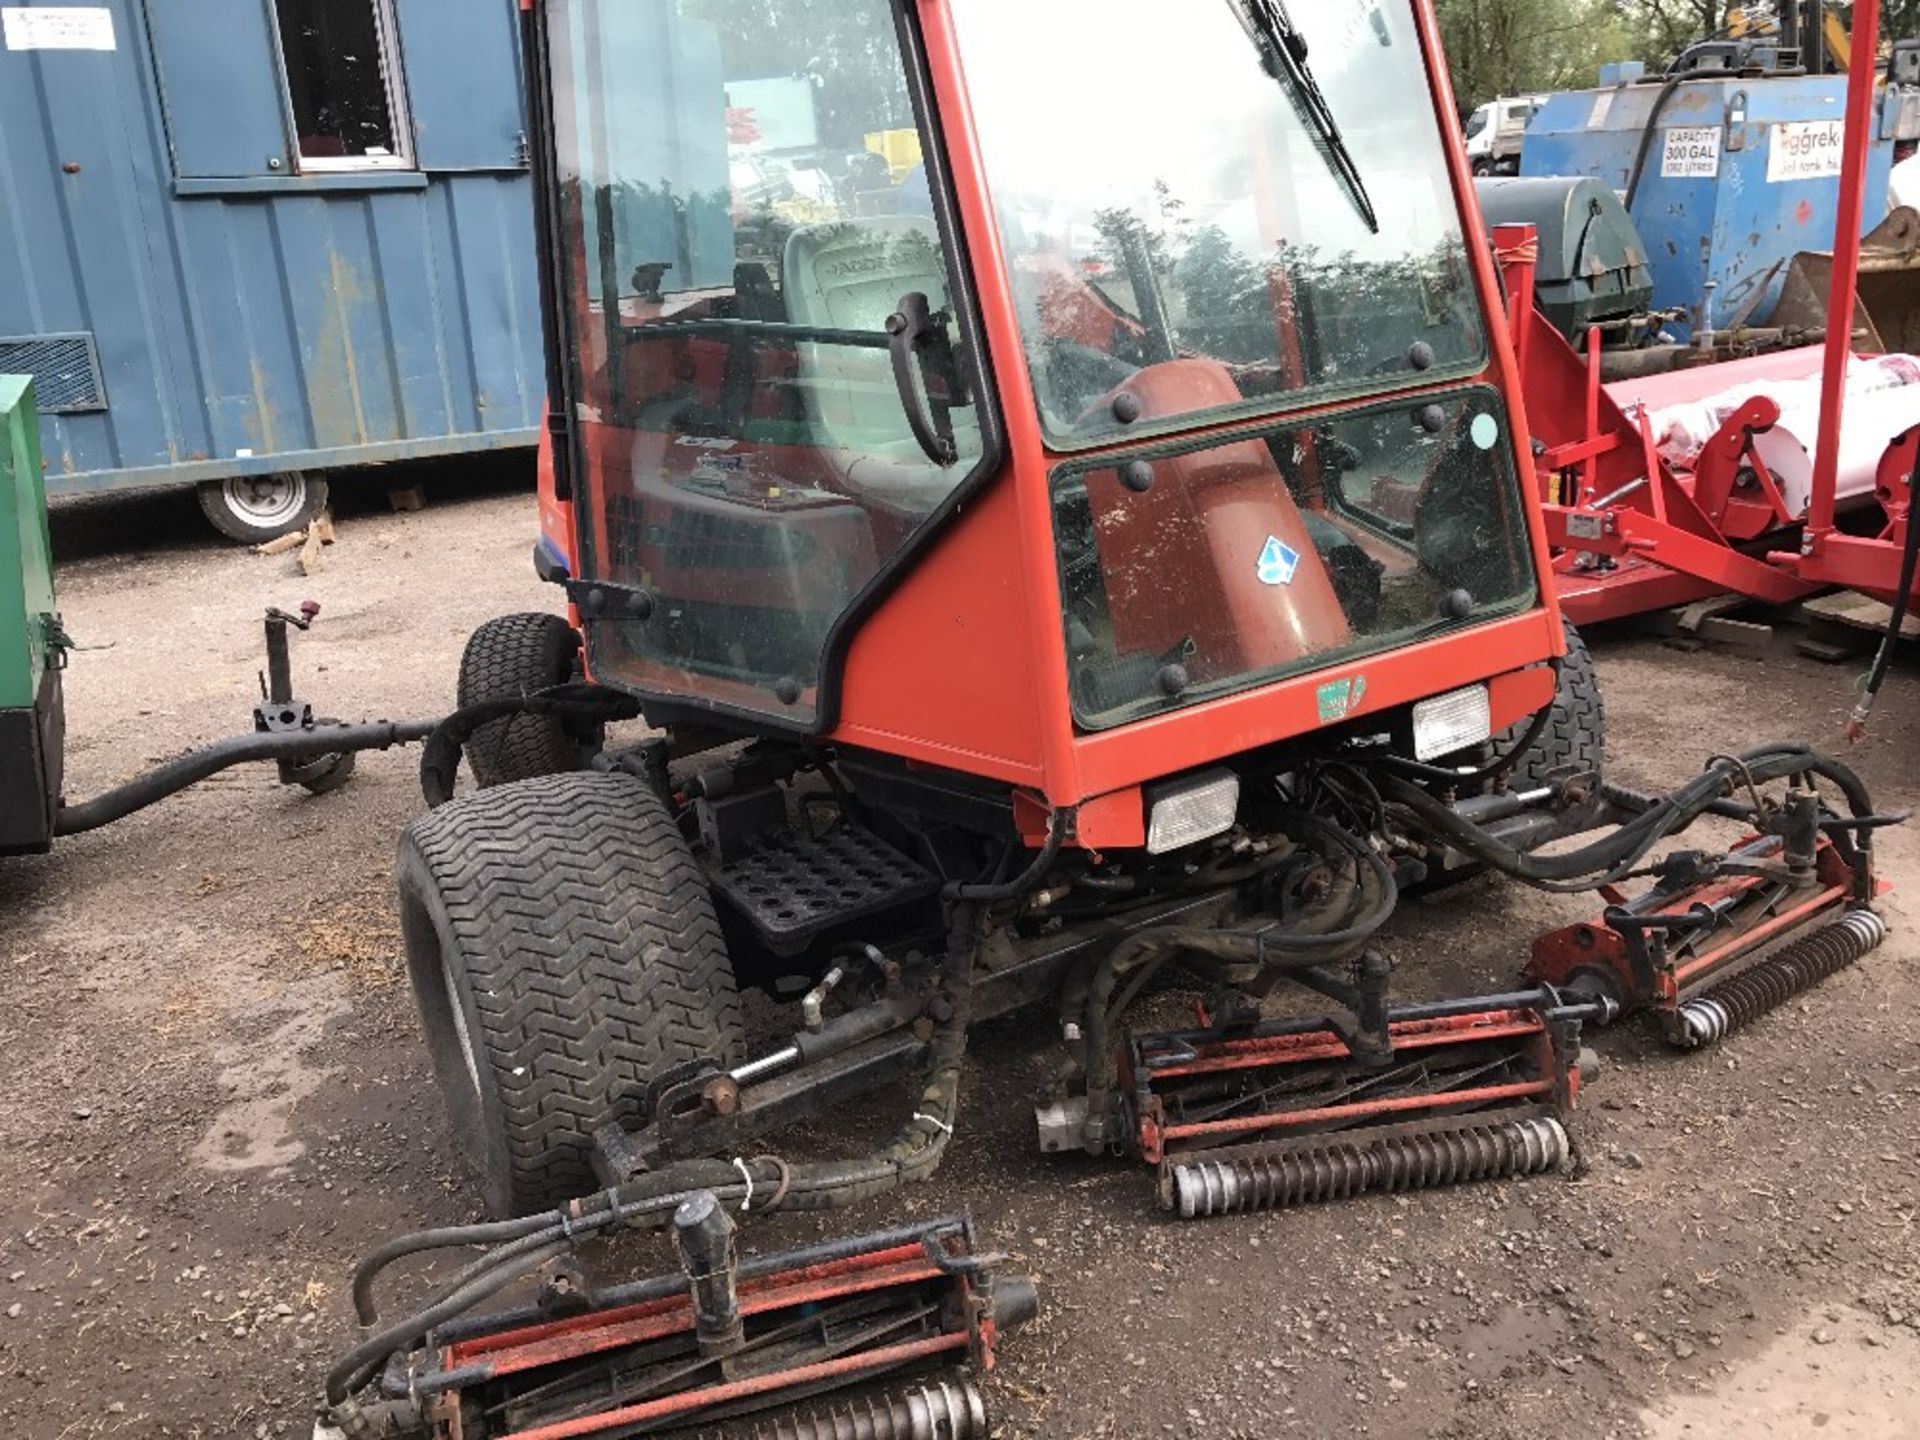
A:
[1411,684,1492,762]
[1145,769,1241,855]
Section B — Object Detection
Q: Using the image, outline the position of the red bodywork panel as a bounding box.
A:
[534,0,1567,848]
[1082,360,1352,673]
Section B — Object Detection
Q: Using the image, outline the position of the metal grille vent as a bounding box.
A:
[0,333,106,413]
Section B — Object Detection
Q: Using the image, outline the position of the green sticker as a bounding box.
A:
[1316,674,1368,723]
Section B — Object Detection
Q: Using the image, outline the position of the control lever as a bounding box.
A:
[885,291,962,465]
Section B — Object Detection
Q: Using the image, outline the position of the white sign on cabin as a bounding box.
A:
[0,6,115,50]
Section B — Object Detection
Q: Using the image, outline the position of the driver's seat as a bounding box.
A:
[782,216,980,508]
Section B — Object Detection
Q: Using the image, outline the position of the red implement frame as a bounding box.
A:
[1126,1001,1582,1167]
[1495,228,1820,624]
[1781,0,1920,604]
[1526,832,1870,1041]
[417,1224,1001,1440]
[1510,0,1920,623]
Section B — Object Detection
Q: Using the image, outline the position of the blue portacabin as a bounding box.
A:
[0,0,542,528]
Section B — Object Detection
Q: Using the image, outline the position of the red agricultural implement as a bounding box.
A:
[317,1,1901,1435]
[1501,0,1918,738]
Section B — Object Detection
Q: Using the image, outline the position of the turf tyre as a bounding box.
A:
[457,612,597,788]
[1504,618,1605,786]
[399,771,744,1217]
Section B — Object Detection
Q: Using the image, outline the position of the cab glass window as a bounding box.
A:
[1053,390,1535,728]
[543,0,989,724]
[947,0,1485,446]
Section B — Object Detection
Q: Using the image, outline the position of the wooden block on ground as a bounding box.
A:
[1797,590,1916,661]
[297,526,323,576]
[387,484,426,513]
[1802,589,1920,639]
[253,530,305,556]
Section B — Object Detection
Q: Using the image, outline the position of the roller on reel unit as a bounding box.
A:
[1122,987,1609,1219]
[1528,784,1892,1048]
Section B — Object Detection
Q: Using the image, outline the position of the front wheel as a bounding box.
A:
[1502,617,1605,786]
[399,771,746,1217]
[456,612,601,788]
[197,473,328,543]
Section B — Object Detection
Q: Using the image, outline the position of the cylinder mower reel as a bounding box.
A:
[318,1207,1035,1440]
[1119,987,1608,1219]
[1526,782,1894,1048]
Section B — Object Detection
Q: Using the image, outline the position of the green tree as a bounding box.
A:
[1437,0,1639,108]
[682,0,914,150]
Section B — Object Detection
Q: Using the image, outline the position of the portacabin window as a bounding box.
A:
[270,0,412,172]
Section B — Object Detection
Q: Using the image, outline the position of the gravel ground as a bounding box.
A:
[2,459,1917,1439]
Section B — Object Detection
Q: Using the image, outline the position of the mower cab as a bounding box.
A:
[530,0,1566,823]
[323,3,1893,1435]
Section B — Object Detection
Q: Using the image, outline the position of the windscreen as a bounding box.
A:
[544,0,987,724]
[1053,389,1535,728]
[946,0,1486,445]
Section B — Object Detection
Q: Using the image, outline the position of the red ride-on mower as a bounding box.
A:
[321,1,1897,1436]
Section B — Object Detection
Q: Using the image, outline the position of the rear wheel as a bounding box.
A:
[197,473,327,543]
[1504,618,1605,786]
[457,612,600,788]
[399,771,745,1217]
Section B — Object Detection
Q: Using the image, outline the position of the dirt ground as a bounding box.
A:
[3,459,1918,1439]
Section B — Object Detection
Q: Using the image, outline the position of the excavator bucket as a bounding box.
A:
[1773,206,1920,352]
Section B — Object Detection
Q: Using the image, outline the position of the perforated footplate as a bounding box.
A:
[710,825,937,951]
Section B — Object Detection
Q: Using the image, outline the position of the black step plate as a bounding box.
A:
[711,825,937,951]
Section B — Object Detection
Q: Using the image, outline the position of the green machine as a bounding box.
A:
[0,375,64,855]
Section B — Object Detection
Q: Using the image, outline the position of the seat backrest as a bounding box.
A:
[781,216,980,463]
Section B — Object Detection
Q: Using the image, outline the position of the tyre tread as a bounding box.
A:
[400,772,742,1213]
[456,612,583,788]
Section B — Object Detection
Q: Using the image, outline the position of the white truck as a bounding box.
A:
[1464,93,1548,175]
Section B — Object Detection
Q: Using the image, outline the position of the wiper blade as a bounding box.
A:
[1225,0,1379,234]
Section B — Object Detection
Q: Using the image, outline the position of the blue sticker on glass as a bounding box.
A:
[1470,413,1500,450]
[1256,535,1301,586]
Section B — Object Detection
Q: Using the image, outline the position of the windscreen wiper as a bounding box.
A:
[1225,0,1380,234]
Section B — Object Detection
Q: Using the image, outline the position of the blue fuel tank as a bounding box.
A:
[1522,73,1898,338]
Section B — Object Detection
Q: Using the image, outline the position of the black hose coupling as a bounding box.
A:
[673,1190,745,1358]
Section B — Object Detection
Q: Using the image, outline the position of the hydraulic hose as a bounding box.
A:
[1845,446,1920,739]
[1381,744,1872,893]
[417,684,643,807]
[53,720,438,835]
[1075,815,1399,1139]
[944,808,1073,901]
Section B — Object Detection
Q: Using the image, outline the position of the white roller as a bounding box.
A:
[1751,382,1920,518]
